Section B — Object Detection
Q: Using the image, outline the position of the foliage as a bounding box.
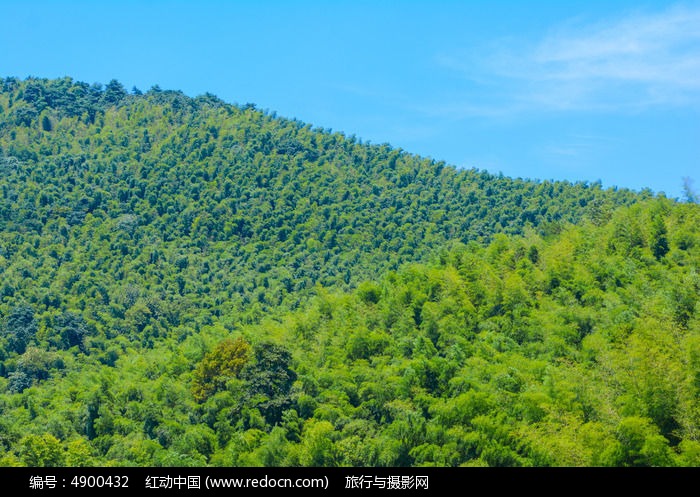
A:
[192,337,250,402]
[0,77,696,467]
[3,304,37,354]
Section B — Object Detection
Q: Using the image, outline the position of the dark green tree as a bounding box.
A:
[3,304,37,354]
[102,79,127,107]
[650,215,669,260]
[242,342,297,425]
[54,312,90,351]
[41,114,52,132]
[7,371,32,393]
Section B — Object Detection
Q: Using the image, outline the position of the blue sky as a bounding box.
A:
[2,1,698,198]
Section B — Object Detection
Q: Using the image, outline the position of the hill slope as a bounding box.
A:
[0,77,643,323]
[1,77,696,467]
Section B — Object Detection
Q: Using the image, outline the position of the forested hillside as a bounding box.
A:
[0,77,644,321]
[0,77,696,467]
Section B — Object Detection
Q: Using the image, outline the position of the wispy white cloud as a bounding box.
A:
[539,133,617,163]
[435,3,700,117]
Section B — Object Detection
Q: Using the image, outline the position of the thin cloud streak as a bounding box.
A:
[435,3,700,118]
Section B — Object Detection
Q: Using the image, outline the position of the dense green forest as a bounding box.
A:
[0,77,697,466]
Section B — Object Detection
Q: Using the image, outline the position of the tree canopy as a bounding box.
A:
[0,77,696,467]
